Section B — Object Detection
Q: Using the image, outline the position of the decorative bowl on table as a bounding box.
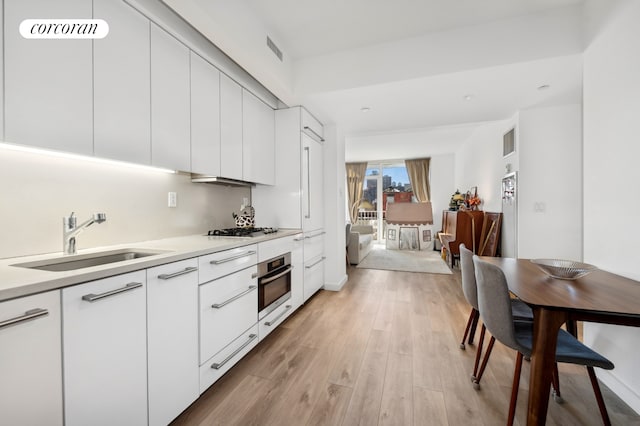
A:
[530,259,597,280]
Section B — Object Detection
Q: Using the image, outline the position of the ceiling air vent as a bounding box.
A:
[266,36,283,61]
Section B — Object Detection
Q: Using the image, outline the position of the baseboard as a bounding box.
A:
[598,370,640,415]
[323,274,348,292]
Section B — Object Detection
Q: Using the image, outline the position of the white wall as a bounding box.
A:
[323,124,348,291]
[582,0,640,413]
[455,119,514,213]
[0,147,249,259]
[518,104,582,259]
[429,154,455,234]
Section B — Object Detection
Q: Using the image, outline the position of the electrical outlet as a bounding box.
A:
[243,197,249,207]
[168,192,177,208]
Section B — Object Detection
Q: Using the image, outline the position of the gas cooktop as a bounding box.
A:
[207,227,278,237]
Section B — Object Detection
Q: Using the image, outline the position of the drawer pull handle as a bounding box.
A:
[82,282,143,302]
[0,308,49,330]
[304,232,326,239]
[305,257,326,269]
[293,236,304,241]
[158,266,198,280]
[303,126,325,142]
[210,250,256,265]
[264,305,292,326]
[261,266,293,285]
[211,285,257,309]
[211,333,258,370]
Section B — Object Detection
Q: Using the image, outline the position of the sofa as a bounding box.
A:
[347,224,375,264]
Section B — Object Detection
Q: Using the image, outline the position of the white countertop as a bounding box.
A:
[0,229,302,302]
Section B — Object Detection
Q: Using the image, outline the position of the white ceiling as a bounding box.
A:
[165,0,587,160]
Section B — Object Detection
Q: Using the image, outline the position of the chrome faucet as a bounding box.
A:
[63,212,107,255]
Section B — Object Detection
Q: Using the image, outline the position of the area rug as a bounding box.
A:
[356,245,452,274]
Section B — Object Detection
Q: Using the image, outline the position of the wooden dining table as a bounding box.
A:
[479,256,640,426]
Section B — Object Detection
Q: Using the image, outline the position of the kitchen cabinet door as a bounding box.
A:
[304,255,325,301]
[151,23,191,171]
[94,0,151,164]
[4,0,92,155]
[291,233,305,310]
[302,133,325,232]
[0,290,63,426]
[220,73,243,180]
[191,52,221,176]
[242,89,275,185]
[63,271,147,426]
[147,259,199,426]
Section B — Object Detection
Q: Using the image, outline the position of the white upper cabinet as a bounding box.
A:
[190,52,221,176]
[242,89,275,185]
[94,0,151,164]
[220,74,244,180]
[150,23,191,171]
[4,0,93,154]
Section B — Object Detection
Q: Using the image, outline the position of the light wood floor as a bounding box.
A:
[172,266,640,426]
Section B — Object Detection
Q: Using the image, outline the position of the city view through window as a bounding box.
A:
[360,164,413,239]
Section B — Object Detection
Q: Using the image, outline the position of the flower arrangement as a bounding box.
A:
[466,195,482,210]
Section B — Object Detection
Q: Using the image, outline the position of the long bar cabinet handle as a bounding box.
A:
[304,231,326,239]
[210,250,256,265]
[304,146,311,219]
[303,126,325,142]
[264,305,292,326]
[211,333,258,370]
[211,286,257,309]
[157,266,198,280]
[82,282,143,303]
[305,257,326,269]
[0,308,49,330]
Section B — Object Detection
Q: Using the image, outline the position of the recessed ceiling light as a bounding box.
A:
[463,94,474,101]
[360,107,371,113]
[537,84,550,91]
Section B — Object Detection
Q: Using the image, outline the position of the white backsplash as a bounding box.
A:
[0,147,250,259]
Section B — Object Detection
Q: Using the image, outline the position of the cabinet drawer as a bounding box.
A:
[199,267,258,362]
[304,230,325,262]
[198,244,257,283]
[199,325,258,394]
[259,235,296,262]
[301,108,323,142]
[259,301,294,341]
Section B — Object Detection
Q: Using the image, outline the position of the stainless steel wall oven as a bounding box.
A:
[257,252,292,319]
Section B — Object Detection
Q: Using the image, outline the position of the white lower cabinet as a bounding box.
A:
[200,266,258,362]
[147,259,199,426]
[0,290,63,426]
[62,270,147,426]
[291,233,304,309]
[304,255,325,302]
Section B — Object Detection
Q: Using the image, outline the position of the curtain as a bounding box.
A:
[345,162,368,224]
[405,158,431,202]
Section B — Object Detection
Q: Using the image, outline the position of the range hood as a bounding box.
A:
[190,174,255,187]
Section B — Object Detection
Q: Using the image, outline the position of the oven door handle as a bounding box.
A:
[260,265,293,285]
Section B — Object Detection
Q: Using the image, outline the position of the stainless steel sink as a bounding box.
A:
[12,248,169,272]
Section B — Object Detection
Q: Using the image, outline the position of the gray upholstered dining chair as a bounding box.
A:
[458,244,533,385]
[473,256,615,426]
